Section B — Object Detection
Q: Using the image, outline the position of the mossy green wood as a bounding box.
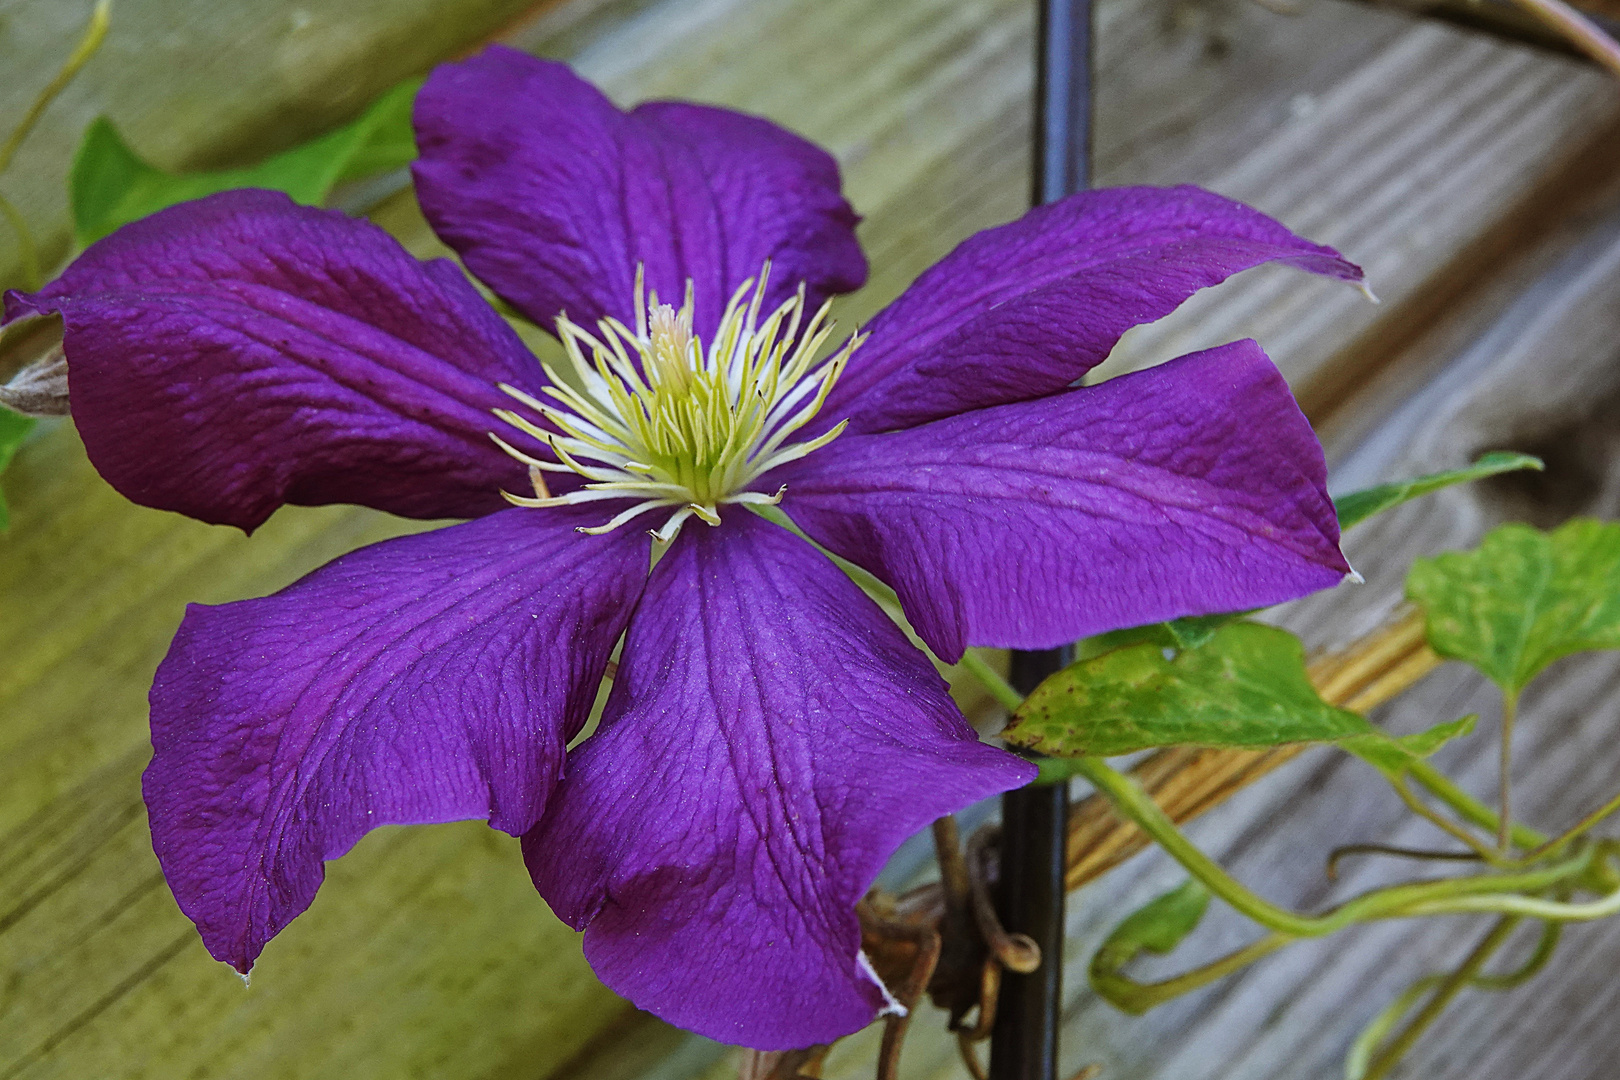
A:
[0,2,619,1077]
[1407,519,1620,693]
[0,0,541,290]
[0,426,635,1080]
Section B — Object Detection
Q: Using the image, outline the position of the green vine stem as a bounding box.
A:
[1497,689,1520,851]
[1403,758,1546,850]
[1346,912,1562,1080]
[960,649,1024,711]
[1388,773,1507,863]
[1355,916,1522,1080]
[0,0,111,292]
[1066,755,1597,938]
[0,1,110,176]
[1091,930,1291,1014]
[1092,884,1576,1023]
[1398,878,1620,920]
[1517,787,1620,864]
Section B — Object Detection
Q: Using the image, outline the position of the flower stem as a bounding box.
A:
[960,650,1026,712]
[0,1,111,176]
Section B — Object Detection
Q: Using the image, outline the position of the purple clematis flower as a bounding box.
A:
[7,48,1362,1049]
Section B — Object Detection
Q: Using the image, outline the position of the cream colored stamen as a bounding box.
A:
[491,263,860,541]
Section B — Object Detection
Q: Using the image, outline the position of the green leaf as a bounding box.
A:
[332,78,423,184]
[0,408,37,532]
[70,78,423,245]
[1406,518,1620,693]
[1340,714,1477,778]
[1006,622,1368,757]
[1089,880,1210,1014]
[1078,611,1238,658]
[1333,451,1542,532]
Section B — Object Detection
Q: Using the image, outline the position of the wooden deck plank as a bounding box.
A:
[4,0,1619,1076]
[0,0,552,287]
[1027,110,1620,1080]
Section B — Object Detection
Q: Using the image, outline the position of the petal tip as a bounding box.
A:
[857,950,907,1020]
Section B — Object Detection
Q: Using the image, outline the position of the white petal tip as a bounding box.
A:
[1345,565,1365,585]
[858,951,907,1020]
[1357,281,1380,304]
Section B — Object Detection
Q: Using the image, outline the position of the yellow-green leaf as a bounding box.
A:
[1340,715,1477,778]
[1006,622,1368,758]
[0,408,35,531]
[1089,880,1210,1014]
[1406,518,1620,693]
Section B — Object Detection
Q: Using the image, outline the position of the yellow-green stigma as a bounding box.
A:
[491,264,860,543]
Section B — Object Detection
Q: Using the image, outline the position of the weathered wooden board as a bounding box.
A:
[0,0,549,286]
[4,0,1620,1077]
[1064,170,1620,1080]
[848,99,1620,1080]
[804,165,1620,1080]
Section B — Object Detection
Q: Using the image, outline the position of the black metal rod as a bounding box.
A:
[1032,0,1093,206]
[988,5,1091,1080]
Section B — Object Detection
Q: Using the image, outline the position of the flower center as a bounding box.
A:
[491,264,860,543]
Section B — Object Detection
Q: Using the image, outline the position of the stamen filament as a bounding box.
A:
[491,261,860,541]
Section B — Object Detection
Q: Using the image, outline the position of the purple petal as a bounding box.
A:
[819,185,1362,436]
[144,506,649,973]
[5,189,549,532]
[524,512,1032,1049]
[780,340,1350,662]
[412,47,866,339]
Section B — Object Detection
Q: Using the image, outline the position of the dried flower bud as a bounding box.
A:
[0,314,67,417]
